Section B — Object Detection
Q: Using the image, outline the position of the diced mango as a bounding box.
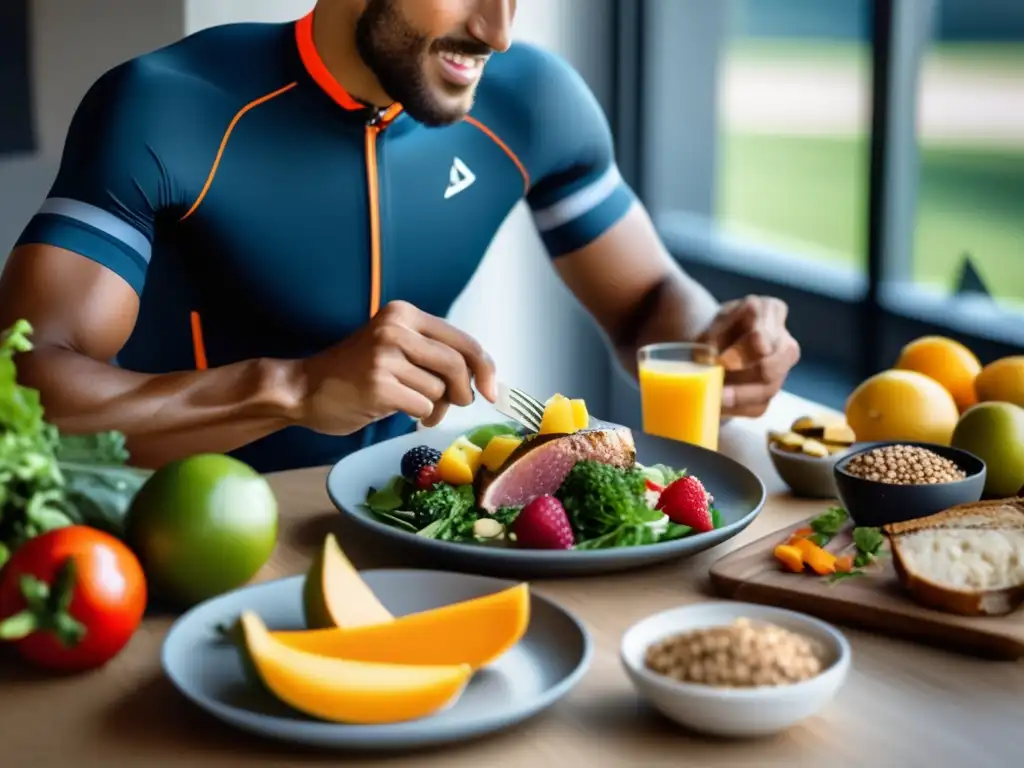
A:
[274,583,530,670]
[570,399,589,431]
[239,612,471,725]
[480,434,523,472]
[539,395,577,435]
[436,437,483,486]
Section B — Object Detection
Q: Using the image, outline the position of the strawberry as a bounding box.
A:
[513,495,575,550]
[656,475,714,532]
[415,464,441,490]
[644,478,664,493]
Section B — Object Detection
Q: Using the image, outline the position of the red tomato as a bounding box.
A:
[0,526,147,672]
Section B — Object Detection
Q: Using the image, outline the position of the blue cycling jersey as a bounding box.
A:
[17,11,636,473]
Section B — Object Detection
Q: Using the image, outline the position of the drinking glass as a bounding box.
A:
[637,342,724,451]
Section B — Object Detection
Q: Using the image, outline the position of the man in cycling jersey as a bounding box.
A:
[0,0,800,473]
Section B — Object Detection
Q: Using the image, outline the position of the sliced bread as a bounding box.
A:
[884,498,1024,617]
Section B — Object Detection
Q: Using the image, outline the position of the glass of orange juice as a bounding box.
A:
[637,342,724,451]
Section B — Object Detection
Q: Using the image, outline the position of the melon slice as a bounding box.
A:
[302,533,393,629]
[273,583,530,670]
[239,611,471,724]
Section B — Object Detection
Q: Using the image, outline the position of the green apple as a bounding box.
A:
[951,402,1024,498]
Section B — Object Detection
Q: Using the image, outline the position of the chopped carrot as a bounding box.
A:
[774,544,805,573]
[793,537,837,575]
[787,526,814,545]
[834,555,854,573]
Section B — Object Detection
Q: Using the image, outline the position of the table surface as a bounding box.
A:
[4,393,1022,768]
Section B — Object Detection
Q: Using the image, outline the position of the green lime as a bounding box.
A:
[124,454,278,608]
[464,422,520,449]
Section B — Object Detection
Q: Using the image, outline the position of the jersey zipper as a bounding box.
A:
[364,105,402,318]
[364,112,385,319]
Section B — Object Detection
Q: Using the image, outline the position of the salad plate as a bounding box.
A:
[162,570,592,751]
[326,422,767,577]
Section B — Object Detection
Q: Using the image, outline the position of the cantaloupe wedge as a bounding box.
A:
[239,611,472,725]
[272,583,530,669]
[302,533,394,629]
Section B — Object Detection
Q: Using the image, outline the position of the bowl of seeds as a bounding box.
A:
[833,441,986,527]
[620,602,851,738]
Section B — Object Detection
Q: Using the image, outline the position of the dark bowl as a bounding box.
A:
[832,441,987,528]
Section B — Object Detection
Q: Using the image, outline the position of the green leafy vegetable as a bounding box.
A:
[640,463,687,487]
[555,460,649,541]
[0,321,149,561]
[808,506,849,546]
[852,526,885,568]
[363,476,408,515]
[407,484,478,541]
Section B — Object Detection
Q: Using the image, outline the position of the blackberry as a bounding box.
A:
[401,445,442,480]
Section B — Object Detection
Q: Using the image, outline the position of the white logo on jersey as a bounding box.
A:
[445,157,476,199]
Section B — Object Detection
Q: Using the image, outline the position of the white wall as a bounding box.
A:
[2,0,617,423]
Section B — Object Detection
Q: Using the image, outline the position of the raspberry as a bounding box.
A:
[415,465,441,490]
[401,445,442,480]
[513,495,575,550]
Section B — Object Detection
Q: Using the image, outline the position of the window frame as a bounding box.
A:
[615,0,1023,386]
[0,0,35,157]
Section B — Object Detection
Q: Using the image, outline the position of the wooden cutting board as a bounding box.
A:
[709,517,1024,660]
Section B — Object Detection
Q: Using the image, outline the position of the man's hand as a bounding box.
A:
[698,295,801,418]
[298,301,497,435]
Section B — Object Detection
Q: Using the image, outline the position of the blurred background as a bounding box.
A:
[1,0,1021,425]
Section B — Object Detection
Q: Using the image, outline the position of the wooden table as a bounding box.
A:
[4,394,1023,767]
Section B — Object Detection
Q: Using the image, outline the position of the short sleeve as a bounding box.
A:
[15,63,168,295]
[523,51,637,257]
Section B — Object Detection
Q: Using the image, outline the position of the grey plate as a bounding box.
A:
[327,426,767,578]
[162,569,592,752]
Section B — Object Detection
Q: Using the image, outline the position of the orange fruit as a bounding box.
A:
[974,356,1024,408]
[845,369,960,445]
[893,336,981,412]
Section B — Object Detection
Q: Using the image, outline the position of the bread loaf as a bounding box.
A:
[884,498,1024,617]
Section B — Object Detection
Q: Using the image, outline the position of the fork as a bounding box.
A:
[494,382,546,432]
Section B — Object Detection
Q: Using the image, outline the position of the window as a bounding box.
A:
[0,0,34,156]
[618,0,1023,407]
[717,0,872,278]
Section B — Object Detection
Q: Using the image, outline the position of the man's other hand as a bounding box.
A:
[698,295,801,418]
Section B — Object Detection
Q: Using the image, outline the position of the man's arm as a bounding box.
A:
[520,49,720,376]
[1,61,305,468]
[523,48,799,416]
[552,204,720,377]
[0,245,304,469]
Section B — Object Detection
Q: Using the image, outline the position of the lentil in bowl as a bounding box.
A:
[620,602,851,738]
[644,617,825,688]
[834,441,986,528]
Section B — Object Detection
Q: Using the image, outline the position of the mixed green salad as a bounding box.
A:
[362,426,723,551]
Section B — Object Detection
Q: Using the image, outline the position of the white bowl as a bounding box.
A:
[620,601,851,738]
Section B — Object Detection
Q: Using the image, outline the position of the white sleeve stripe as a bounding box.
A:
[38,197,152,263]
[531,164,623,233]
